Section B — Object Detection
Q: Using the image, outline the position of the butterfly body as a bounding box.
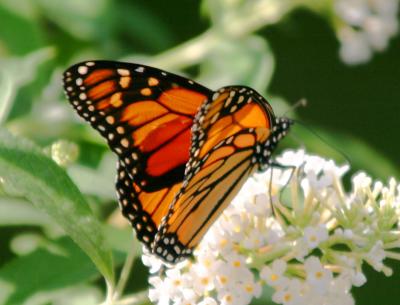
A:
[63,60,292,263]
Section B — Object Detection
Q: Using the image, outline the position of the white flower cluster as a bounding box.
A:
[334,0,399,64]
[143,150,400,305]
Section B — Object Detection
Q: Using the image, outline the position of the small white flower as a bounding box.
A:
[219,213,248,243]
[272,279,305,305]
[366,240,386,271]
[276,149,306,168]
[338,27,372,64]
[244,193,270,216]
[292,239,310,262]
[363,15,392,50]
[334,0,399,64]
[143,149,400,305]
[194,248,218,274]
[218,289,250,305]
[214,261,236,291]
[260,259,288,288]
[304,256,333,294]
[335,0,369,26]
[173,289,198,305]
[164,269,188,300]
[190,270,214,294]
[303,225,329,249]
[203,228,234,254]
[142,247,163,273]
[342,268,367,287]
[148,277,170,305]
[240,279,262,299]
[224,253,252,279]
[198,297,218,305]
[353,171,372,189]
[321,275,355,305]
[307,170,333,191]
[242,229,266,249]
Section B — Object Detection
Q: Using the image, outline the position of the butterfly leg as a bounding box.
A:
[266,162,297,219]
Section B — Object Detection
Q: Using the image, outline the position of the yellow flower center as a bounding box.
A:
[219,275,228,284]
[201,277,209,285]
[315,271,323,279]
[203,259,211,268]
[245,284,254,293]
[224,295,233,303]
[219,239,228,247]
[284,293,292,302]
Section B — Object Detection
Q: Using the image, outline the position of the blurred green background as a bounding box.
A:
[0,1,399,305]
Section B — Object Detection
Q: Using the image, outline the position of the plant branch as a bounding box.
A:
[149,0,296,70]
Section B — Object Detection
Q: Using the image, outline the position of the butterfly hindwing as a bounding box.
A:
[116,161,183,249]
[153,86,292,263]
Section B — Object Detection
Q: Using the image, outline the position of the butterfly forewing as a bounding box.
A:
[63,61,212,250]
[63,61,212,190]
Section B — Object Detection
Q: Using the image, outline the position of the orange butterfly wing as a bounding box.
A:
[63,61,212,248]
[153,86,292,263]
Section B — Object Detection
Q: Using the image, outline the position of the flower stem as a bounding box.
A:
[114,247,136,301]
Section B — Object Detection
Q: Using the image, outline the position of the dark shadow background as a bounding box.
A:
[266,10,400,172]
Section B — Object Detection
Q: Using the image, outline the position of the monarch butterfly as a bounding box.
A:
[63,61,292,263]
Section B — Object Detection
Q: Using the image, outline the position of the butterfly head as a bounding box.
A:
[274,117,293,135]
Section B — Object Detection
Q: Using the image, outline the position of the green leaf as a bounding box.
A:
[0,197,55,228]
[67,152,117,200]
[0,128,114,285]
[112,2,174,52]
[0,47,55,124]
[36,0,108,40]
[0,5,44,55]
[0,237,103,305]
[198,35,275,92]
[103,225,140,255]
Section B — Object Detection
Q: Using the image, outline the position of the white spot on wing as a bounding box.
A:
[135,66,145,73]
[117,69,130,76]
[78,66,88,75]
[212,92,220,100]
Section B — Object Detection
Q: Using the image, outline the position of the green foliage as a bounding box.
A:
[0,129,114,284]
[0,0,398,304]
[0,238,102,305]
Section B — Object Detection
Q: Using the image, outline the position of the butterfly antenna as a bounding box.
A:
[282,98,308,117]
[291,119,352,166]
